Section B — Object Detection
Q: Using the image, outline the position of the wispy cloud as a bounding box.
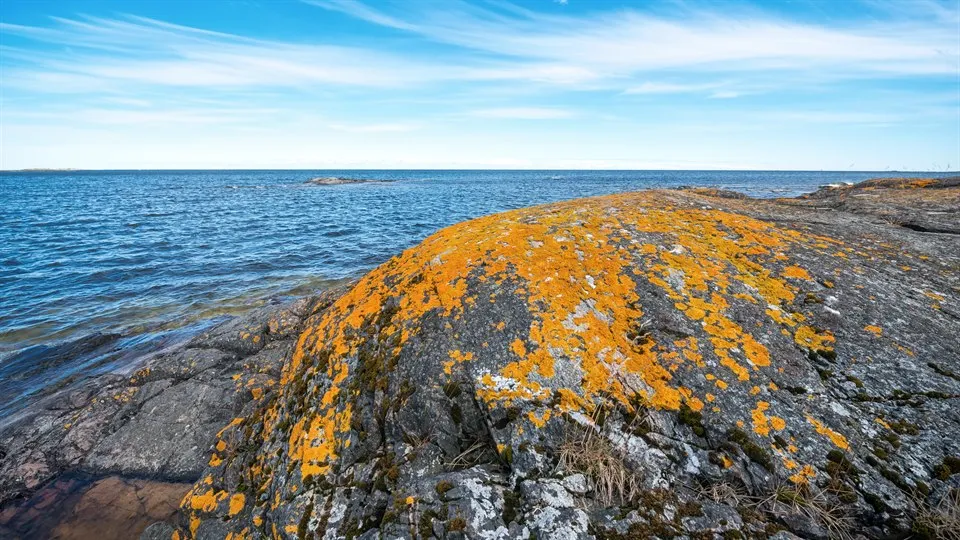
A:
[623,82,727,95]
[307,0,959,78]
[0,0,956,170]
[469,107,576,120]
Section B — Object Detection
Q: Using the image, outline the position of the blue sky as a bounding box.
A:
[1,0,957,170]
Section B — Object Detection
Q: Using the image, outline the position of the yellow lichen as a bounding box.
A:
[807,416,849,450]
[864,325,883,337]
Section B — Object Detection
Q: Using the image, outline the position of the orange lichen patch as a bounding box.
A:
[228,494,245,516]
[209,454,223,467]
[806,416,849,450]
[875,418,891,430]
[789,464,817,484]
[444,349,474,375]
[782,266,812,280]
[793,325,835,352]
[187,487,229,513]
[510,339,527,358]
[864,325,883,337]
[751,401,785,437]
[528,409,552,428]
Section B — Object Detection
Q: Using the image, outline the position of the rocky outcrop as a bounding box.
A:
[304,177,390,186]
[163,179,960,539]
[0,286,351,538]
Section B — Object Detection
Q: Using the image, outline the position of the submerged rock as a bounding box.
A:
[304,177,389,186]
[163,179,959,539]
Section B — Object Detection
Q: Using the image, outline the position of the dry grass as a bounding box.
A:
[557,420,640,506]
[769,482,854,540]
[914,489,960,540]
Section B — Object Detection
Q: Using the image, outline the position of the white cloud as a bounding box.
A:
[307,0,960,78]
[623,82,725,95]
[327,122,420,132]
[469,107,576,119]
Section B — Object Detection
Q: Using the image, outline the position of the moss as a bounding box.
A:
[928,362,960,382]
[826,450,859,477]
[882,431,902,449]
[502,489,521,524]
[872,445,889,460]
[450,403,463,424]
[418,509,440,538]
[845,375,864,388]
[298,501,314,539]
[676,500,703,518]
[443,381,462,399]
[944,456,960,474]
[435,480,454,496]
[864,492,886,512]
[933,464,951,481]
[678,402,707,437]
[817,368,834,380]
[722,530,744,540]
[447,516,467,532]
[889,419,920,436]
[727,428,773,472]
[817,349,838,361]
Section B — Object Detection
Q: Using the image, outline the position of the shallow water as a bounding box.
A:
[0,169,937,411]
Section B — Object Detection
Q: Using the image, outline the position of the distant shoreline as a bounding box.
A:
[3,168,956,174]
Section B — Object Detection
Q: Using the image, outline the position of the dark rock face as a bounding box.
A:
[0,286,350,517]
[165,179,960,539]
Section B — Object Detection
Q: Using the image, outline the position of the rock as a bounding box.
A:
[170,179,959,538]
[304,177,389,186]
[0,288,350,528]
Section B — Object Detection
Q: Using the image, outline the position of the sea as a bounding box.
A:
[0,169,941,418]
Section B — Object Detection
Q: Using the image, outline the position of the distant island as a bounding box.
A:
[12,168,82,172]
[304,176,392,185]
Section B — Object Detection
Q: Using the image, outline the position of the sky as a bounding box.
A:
[0,0,958,170]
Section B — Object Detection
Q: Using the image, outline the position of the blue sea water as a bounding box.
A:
[0,169,939,415]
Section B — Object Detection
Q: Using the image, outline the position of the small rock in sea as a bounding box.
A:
[304,176,379,185]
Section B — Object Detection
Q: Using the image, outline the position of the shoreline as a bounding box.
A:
[1,177,958,539]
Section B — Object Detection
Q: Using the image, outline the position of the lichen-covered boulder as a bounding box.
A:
[174,184,960,539]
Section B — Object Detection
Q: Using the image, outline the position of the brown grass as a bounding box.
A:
[914,489,960,540]
[557,419,640,506]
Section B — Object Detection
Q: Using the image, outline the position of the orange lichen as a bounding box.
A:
[783,266,812,280]
[228,494,245,516]
[751,401,785,437]
[807,416,849,450]
[864,325,883,337]
[789,464,817,484]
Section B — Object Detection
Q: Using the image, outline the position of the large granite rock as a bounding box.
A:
[165,179,960,539]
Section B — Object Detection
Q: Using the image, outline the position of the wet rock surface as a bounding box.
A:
[4,178,960,539]
[0,285,351,537]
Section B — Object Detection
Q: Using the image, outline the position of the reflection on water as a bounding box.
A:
[0,473,190,539]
